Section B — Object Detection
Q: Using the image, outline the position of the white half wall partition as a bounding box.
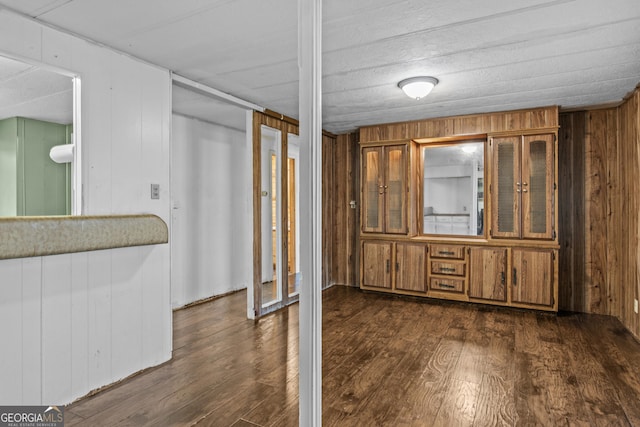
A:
[0,9,172,405]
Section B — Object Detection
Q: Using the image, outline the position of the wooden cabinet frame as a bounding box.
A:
[360,115,558,311]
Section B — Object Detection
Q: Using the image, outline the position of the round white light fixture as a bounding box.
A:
[398,76,439,100]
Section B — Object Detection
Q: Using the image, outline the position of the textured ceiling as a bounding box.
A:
[0,55,73,125]
[0,0,638,133]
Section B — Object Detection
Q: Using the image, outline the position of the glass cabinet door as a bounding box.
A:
[491,136,521,238]
[384,145,407,234]
[361,144,407,234]
[362,147,384,233]
[522,134,554,239]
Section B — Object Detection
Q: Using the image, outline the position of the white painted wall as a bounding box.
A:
[170,114,252,308]
[0,10,171,405]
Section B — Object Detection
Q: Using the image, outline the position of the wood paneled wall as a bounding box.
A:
[360,106,558,142]
[558,112,586,312]
[328,133,359,287]
[559,86,640,340]
[322,133,336,289]
[332,98,640,340]
[618,89,640,337]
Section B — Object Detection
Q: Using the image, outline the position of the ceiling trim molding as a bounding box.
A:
[172,73,264,112]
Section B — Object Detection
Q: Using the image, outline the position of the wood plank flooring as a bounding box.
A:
[65,286,640,426]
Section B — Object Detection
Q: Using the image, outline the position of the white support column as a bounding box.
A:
[298,0,322,425]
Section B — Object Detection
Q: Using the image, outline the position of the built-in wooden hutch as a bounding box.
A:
[359,106,560,311]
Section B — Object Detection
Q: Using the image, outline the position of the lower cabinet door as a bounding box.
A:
[395,243,427,293]
[469,247,507,302]
[511,248,555,307]
[362,241,392,289]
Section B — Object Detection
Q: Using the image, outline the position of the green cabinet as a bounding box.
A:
[0,117,71,216]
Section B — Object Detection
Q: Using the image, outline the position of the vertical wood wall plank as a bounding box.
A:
[70,252,89,400]
[349,133,361,287]
[42,254,73,404]
[331,134,348,285]
[605,109,621,318]
[110,55,143,214]
[584,111,609,314]
[85,250,112,392]
[618,90,640,336]
[558,112,586,312]
[141,245,172,367]
[562,87,640,340]
[21,257,43,404]
[78,47,114,214]
[110,247,143,381]
[322,134,334,289]
[0,260,25,404]
[329,132,360,287]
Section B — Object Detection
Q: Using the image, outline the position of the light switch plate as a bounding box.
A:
[151,184,160,200]
[634,299,638,314]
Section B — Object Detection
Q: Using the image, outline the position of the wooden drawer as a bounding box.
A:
[429,244,465,260]
[430,261,466,276]
[429,277,464,293]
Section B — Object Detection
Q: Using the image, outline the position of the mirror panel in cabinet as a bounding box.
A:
[422,140,485,236]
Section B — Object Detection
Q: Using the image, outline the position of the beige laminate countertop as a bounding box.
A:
[0,214,168,260]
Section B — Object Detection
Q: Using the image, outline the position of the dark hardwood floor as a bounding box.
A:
[65,286,640,426]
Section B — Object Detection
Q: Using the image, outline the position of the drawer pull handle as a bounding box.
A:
[439,267,457,273]
[437,283,455,289]
[438,251,455,256]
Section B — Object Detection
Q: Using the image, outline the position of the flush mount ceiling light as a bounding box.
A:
[398,76,439,100]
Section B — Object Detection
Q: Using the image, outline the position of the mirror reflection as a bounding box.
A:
[423,141,484,236]
[0,55,74,216]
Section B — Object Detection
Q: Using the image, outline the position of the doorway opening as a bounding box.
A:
[253,114,301,317]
